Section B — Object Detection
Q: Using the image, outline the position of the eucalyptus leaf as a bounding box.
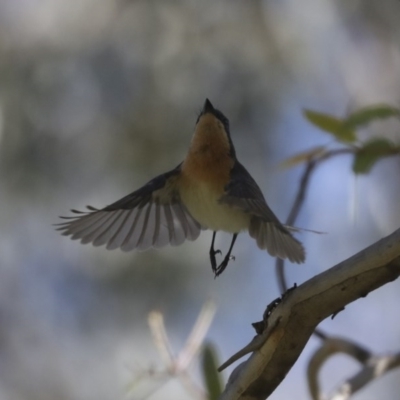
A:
[353,138,399,174]
[201,343,223,400]
[303,110,356,142]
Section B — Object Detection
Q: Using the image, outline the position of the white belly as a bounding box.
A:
[180,182,250,233]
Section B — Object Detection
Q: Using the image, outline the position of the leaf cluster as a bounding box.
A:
[285,104,400,173]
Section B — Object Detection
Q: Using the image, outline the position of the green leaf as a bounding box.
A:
[344,104,400,131]
[352,138,400,174]
[201,343,223,400]
[303,110,356,142]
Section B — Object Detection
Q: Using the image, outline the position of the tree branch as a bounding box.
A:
[329,352,400,400]
[307,337,372,400]
[219,227,400,400]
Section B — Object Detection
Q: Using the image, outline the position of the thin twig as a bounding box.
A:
[276,148,354,293]
[275,149,355,341]
[176,300,216,370]
[148,311,175,368]
[307,337,372,400]
[142,303,215,400]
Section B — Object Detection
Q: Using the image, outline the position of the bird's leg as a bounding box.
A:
[209,231,222,273]
[215,233,238,277]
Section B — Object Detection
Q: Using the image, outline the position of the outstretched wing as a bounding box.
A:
[219,161,305,263]
[56,164,203,251]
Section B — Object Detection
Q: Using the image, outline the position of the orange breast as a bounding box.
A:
[177,113,249,232]
[180,113,234,193]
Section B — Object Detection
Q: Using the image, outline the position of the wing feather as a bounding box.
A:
[169,204,187,246]
[92,210,125,247]
[58,165,203,251]
[120,207,145,251]
[220,161,305,263]
[106,209,136,250]
[137,202,154,250]
[154,205,172,248]
[81,211,122,245]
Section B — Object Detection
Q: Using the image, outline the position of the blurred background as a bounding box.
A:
[1,0,400,399]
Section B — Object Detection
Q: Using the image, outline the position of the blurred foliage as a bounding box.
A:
[303,110,357,143]
[343,105,400,131]
[292,104,400,174]
[353,138,399,174]
[201,343,223,400]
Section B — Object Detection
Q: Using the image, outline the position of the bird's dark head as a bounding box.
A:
[197,99,230,134]
[192,99,235,158]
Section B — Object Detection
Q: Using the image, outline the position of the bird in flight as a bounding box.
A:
[57,99,305,276]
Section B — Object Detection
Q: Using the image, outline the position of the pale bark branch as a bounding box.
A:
[219,227,400,400]
[329,352,400,400]
[307,337,371,400]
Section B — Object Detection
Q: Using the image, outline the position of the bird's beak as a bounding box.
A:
[202,98,215,114]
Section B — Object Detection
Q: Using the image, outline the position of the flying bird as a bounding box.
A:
[57,99,305,276]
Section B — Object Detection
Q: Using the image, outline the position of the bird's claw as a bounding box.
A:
[210,249,222,274]
[214,254,235,278]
